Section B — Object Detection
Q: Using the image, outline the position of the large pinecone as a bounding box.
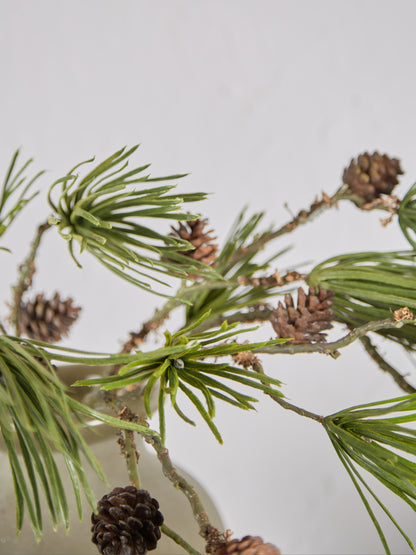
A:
[270,286,334,343]
[343,152,403,202]
[170,218,218,265]
[17,292,81,343]
[91,486,164,555]
[216,535,281,555]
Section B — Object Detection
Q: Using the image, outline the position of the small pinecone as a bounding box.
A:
[91,486,163,555]
[216,536,281,555]
[343,152,403,202]
[270,286,334,343]
[170,218,218,265]
[17,292,81,343]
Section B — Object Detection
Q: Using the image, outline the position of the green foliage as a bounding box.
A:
[74,314,286,444]
[47,145,215,295]
[0,150,43,239]
[184,208,292,329]
[0,335,159,539]
[0,336,105,539]
[324,395,416,554]
[398,183,416,248]
[308,250,416,348]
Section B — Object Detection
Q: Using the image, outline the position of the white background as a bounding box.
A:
[1,2,416,553]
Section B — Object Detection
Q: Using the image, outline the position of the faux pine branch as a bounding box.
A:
[1,145,416,555]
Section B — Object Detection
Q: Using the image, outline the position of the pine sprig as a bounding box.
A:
[0,335,160,539]
[324,395,416,554]
[0,150,43,239]
[0,335,105,539]
[47,145,215,295]
[308,250,416,348]
[74,314,286,443]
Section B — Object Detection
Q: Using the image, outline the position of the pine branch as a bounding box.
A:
[255,314,416,358]
[145,432,212,540]
[47,146,215,295]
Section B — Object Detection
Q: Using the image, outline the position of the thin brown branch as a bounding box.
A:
[359,335,416,394]
[11,220,51,335]
[253,360,324,423]
[117,406,141,488]
[255,316,416,359]
[161,524,200,555]
[228,185,353,269]
[144,432,213,539]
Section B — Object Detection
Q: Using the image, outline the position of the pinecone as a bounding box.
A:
[17,292,81,343]
[216,535,281,555]
[170,218,218,265]
[91,486,163,555]
[270,286,334,343]
[343,152,403,202]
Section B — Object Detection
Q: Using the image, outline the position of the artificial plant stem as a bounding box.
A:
[228,185,355,268]
[268,395,324,423]
[161,524,200,555]
[359,335,416,394]
[123,429,141,489]
[11,220,51,335]
[255,316,416,358]
[144,433,213,539]
[254,361,324,423]
[119,289,186,354]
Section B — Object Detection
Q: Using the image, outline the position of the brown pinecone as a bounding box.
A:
[170,218,218,265]
[91,486,163,555]
[343,152,403,202]
[17,292,81,343]
[270,286,334,343]
[216,536,281,555]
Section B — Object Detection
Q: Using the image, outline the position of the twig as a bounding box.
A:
[161,524,201,555]
[117,406,141,488]
[0,320,6,335]
[228,185,355,268]
[253,360,324,423]
[11,220,51,335]
[109,398,214,541]
[119,297,180,354]
[359,335,416,394]
[144,433,213,539]
[255,316,416,358]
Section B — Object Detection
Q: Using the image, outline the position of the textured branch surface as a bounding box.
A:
[256,314,416,358]
[12,221,50,334]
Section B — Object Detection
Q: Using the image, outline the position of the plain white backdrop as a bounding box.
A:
[1,2,416,553]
